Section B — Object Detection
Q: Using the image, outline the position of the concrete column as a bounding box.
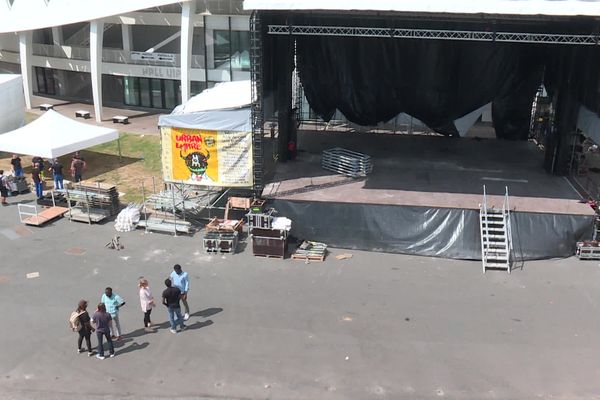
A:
[90,20,104,122]
[180,1,196,103]
[18,31,33,109]
[51,27,63,45]
[121,24,132,53]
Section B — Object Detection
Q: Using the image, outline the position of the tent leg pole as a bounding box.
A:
[117,134,122,162]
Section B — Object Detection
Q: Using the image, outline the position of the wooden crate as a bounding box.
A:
[206,217,244,233]
[228,197,251,209]
[251,228,288,258]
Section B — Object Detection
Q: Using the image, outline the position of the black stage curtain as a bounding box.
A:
[296,35,545,139]
[263,13,600,140]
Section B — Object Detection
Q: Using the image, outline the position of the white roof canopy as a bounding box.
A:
[244,0,600,17]
[0,110,119,158]
[0,0,181,34]
[159,81,252,131]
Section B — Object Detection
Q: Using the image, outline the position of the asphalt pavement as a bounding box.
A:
[1,192,600,400]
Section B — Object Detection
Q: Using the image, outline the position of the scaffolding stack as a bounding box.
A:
[321,147,373,178]
[59,182,121,224]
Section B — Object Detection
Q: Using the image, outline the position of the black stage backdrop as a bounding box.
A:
[261,13,600,140]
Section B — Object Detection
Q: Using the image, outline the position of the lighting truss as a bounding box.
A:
[268,24,599,45]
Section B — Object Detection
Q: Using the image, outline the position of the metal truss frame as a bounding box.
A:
[250,11,264,194]
[268,24,599,45]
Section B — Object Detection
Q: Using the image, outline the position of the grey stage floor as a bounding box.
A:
[264,132,592,215]
[1,192,600,399]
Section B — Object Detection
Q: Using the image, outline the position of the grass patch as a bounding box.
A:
[85,133,162,203]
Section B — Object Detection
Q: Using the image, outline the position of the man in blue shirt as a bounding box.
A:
[101,287,126,340]
[169,264,190,321]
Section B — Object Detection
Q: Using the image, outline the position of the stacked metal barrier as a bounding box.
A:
[321,147,373,178]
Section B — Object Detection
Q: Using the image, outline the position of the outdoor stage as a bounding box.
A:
[263,131,595,260]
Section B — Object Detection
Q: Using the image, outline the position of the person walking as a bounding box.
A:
[10,154,23,177]
[162,278,186,334]
[70,152,86,183]
[91,303,115,360]
[138,278,155,332]
[31,163,43,199]
[0,171,8,206]
[170,264,190,321]
[48,159,64,190]
[101,287,125,340]
[72,300,95,356]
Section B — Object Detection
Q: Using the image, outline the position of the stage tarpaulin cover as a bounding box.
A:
[271,199,593,260]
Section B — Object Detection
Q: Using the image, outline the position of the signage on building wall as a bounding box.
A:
[140,66,181,79]
[131,51,176,63]
[161,127,253,187]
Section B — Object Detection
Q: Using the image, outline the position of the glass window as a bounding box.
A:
[33,67,57,95]
[230,31,250,71]
[139,78,151,107]
[164,80,177,110]
[151,79,163,108]
[35,67,47,94]
[45,69,56,95]
[191,81,207,96]
[213,30,250,72]
[124,77,140,106]
[213,30,231,70]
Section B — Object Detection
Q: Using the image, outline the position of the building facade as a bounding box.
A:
[0,1,250,120]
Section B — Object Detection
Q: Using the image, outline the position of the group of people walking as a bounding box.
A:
[69,264,191,360]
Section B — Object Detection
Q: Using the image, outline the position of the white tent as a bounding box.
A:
[0,109,119,158]
[0,75,25,134]
[172,80,252,114]
[160,80,252,131]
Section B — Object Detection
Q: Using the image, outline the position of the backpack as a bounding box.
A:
[69,311,82,332]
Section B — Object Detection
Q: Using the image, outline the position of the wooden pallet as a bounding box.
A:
[253,253,284,259]
[291,253,326,262]
[22,206,68,226]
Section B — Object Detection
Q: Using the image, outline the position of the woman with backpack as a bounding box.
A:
[70,300,95,356]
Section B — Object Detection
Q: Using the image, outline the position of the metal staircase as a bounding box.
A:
[480,185,513,274]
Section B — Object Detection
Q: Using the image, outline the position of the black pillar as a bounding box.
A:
[276,35,294,162]
[544,48,580,175]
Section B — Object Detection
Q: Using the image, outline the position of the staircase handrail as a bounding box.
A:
[503,186,513,273]
[480,185,489,272]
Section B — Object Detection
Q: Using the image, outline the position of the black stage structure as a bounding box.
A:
[248,8,600,260]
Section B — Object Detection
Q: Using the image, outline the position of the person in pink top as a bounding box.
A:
[138,278,155,332]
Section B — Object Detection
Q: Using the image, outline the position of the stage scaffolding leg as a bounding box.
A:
[250,11,265,195]
[141,180,148,233]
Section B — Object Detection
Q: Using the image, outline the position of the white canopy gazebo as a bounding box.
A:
[0,109,119,158]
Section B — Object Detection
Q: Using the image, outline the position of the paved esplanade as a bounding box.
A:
[1,194,599,400]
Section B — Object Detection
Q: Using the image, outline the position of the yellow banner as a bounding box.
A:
[161,127,253,187]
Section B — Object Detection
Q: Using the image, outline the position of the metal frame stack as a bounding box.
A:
[60,182,120,224]
[322,147,373,178]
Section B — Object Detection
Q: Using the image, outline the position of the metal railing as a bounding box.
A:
[480,185,489,273]
[503,186,513,274]
[31,43,206,69]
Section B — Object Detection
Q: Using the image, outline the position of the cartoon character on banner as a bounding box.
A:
[180,148,214,183]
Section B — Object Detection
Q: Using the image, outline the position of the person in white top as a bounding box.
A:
[138,278,155,332]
